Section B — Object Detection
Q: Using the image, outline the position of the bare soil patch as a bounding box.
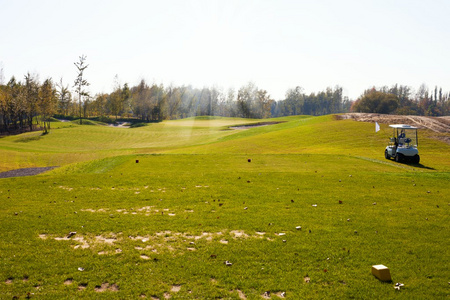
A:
[340,113,450,132]
[339,113,450,143]
[236,289,247,299]
[171,285,181,292]
[94,282,119,292]
[0,166,57,179]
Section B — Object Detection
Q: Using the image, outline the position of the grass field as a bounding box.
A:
[0,115,449,299]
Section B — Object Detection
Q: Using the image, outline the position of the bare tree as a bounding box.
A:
[73,55,89,124]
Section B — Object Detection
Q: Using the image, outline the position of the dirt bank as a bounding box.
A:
[338,113,450,143]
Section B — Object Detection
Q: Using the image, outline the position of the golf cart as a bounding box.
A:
[385,124,420,163]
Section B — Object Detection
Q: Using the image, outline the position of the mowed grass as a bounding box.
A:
[0,115,449,299]
[0,117,259,172]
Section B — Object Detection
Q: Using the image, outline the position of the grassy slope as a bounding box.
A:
[0,117,258,172]
[0,115,448,299]
[173,115,450,171]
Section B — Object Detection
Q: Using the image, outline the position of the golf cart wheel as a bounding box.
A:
[385,150,390,159]
[413,155,420,164]
[395,153,404,163]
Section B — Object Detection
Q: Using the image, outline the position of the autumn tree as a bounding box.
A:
[130,79,150,121]
[91,93,108,117]
[237,83,256,118]
[121,83,131,117]
[351,89,398,114]
[38,78,57,134]
[107,76,132,120]
[23,73,40,130]
[165,85,185,119]
[108,86,123,120]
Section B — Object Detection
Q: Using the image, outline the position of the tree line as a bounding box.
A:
[0,73,57,134]
[0,77,351,134]
[1,56,449,134]
[53,81,351,122]
[351,84,450,116]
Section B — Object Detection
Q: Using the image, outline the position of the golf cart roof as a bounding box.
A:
[389,124,418,129]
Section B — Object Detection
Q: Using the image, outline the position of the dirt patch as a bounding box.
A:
[230,230,249,238]
[171,285,181,292]
[94,282,119,292]
[339,113,450,143]
[236,289,247,299]
[95,236,116,244]
[58,186,73,191]
[0,166,58,179]
[41,233,119,249]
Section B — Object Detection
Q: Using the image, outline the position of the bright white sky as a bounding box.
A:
[1,0,450,100]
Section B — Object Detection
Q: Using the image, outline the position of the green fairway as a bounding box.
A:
[0,115,449,299]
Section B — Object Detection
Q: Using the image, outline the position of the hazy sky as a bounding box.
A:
[1,0,450,100]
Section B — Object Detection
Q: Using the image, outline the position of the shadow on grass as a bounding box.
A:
[402,162,435,170]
